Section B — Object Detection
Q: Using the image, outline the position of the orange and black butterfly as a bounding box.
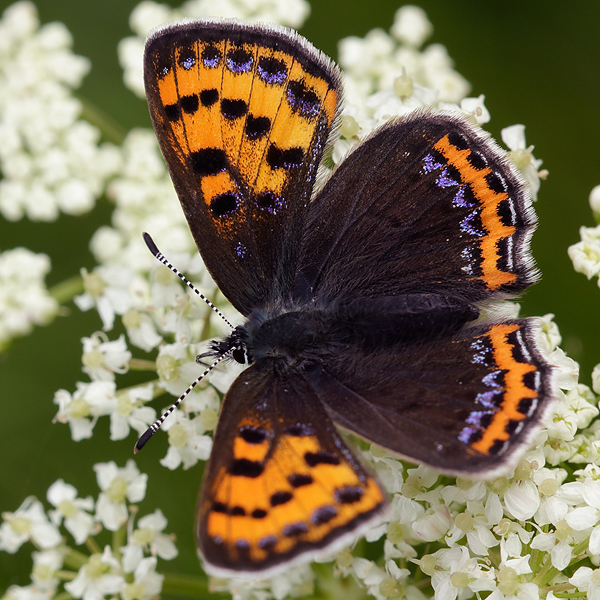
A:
[142,18,556,578]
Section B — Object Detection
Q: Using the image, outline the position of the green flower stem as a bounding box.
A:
[78,95,128,145]
[85,536,102,556]
[128,359,157,371]
[161,572,228,599]
[54,591,76,600]
[55,570,77,582]
[64,548,91,570]
[543,582,576,595]
[533,538,590,587]
[50,275,84,305]
[112,524,127,561]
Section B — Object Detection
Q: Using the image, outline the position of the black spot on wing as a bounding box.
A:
[221,98,248,120]
[239,425,268,444]
[190,148,227,176]
[312,505,338,525]
[288,473,313,488]
[180,94,199,114]
[335,485,364,504]
[200,88,219,107]
[210,193,239,218]
[270,491,293,506]
[229,458,264,477]
[304,451,340,467]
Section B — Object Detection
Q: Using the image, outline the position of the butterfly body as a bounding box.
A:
[143,18,556,578]
[213,291,482,372]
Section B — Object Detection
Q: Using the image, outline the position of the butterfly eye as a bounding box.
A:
[232,347,250,364]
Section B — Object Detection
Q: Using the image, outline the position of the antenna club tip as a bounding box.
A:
[142,232,159,257]
[134,428,154,453]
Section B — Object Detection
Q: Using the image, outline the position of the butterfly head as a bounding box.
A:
[207,325,252,365]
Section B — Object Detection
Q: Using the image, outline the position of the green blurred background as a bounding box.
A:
[1,0,599,594]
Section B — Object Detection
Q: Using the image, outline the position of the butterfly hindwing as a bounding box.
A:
[309,318,554,477]
[197,366,387,577]
[294,112,537,306]
[144,20,342,315]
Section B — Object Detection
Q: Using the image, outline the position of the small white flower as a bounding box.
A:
[110,384,156,441]
[3,583,54,600]
[121,556,163,600]
[431,546,494,600]
[94,460,147,531]
[548,346,580,391]
[390,5,433,47]
[566,384,599,428]
[569,566,600,600]
[412,504,451,542]
[155,341,208,398]
[159,409,212,470]
[0,497,61,553]
[64,546,125,600]
[501,124,545,201]
[53,380,117,441]
[569,225,600,279]
[47,479,95,544]
[211,563,314,600]
[74,266,140,331]
[538,313,562,354]
[352,558,387,600]
[504,479,540,521]
[590,184,600,217]
[31,548,64,591]
[121,509,177,573]
[593,364,600,396]
[81,332,132,381]
[122,309,162,352]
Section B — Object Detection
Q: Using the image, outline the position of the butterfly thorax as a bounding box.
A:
[212,308,332,373]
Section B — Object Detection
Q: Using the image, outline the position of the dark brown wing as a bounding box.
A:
[294,111,538,307]
[309,319,555,478]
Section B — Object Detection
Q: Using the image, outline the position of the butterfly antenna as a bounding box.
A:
[143,232,234,331]
[134,349,232,453]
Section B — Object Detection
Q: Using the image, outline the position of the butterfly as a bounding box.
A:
[142,18,556,578]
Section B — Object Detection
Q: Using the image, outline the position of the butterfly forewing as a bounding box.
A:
[197,367,387,577]
[294,112,537,306]
[144,20,342,315]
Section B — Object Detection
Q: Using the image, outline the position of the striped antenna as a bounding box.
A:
[143,232,234,331]
[134,350,232,453]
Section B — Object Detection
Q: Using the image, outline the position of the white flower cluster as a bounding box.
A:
[569,185,600,282]
[0,247,58,351]
[0,461,175,600]
[332,5,546,200]
[118,0,311,98]
[0,1,120,222]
